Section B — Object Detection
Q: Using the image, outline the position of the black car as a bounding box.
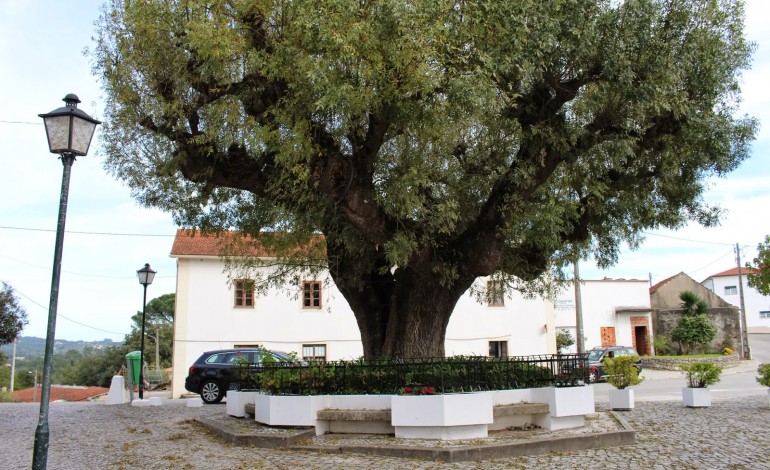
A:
[185,348,292,404]
[586,345,643,383]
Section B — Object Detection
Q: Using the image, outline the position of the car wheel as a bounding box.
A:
[588,368,599,383]
[200,380,224,404]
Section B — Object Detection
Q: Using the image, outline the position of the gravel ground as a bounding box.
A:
[1,393,769,469]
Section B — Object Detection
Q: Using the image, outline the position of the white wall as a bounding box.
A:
[555,279,651,352]
[705,275,770,331]
[171,256,556,398]
[447,290,555,357]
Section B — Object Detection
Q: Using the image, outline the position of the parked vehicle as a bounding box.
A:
[185,348,293,404]
[586,346,642,383]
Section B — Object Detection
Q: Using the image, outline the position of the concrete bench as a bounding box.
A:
[316,408,394,435]
[491,402,549,431]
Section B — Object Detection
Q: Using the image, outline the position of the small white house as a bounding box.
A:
[169,230,557,398]
[702,267,770,333]
[554,278,653,355]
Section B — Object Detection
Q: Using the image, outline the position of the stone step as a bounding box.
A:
[493,402,549,417]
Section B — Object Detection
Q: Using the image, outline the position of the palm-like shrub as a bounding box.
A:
[681,362,722,388]
[604,356,644,390]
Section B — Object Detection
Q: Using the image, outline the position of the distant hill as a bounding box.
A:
[0,336,122,358]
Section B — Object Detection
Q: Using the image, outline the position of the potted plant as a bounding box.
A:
[604,355,643,411]
[680,362,722,408]
[757,363,770,407]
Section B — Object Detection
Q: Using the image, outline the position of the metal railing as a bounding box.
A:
[236,353,588,395]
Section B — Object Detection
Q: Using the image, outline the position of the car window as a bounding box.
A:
[587,350,604,361]
[206,353,230,364]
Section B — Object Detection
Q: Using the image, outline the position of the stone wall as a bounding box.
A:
[641,353,740,371]
[652,307,740,352]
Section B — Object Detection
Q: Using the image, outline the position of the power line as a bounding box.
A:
[0,119,42,125]
[6,284,128,336]
[640,231,735,246]
[0,225,173,237]
[0,254,175,280]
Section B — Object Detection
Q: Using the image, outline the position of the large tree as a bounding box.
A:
[94,0,756,358]
[0,283,28,346]
[747,235,770,295]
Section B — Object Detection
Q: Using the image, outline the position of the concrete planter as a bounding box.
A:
[682,387,711,408]
[391,393,493,440]
[531,386,595,430]
[226,391,258,418]
[253,394,324,426]
[608,388,634,411]
[766,389,769,408]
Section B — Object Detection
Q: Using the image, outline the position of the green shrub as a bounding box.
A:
[680,362,722,388]
[653,335,672,355]
[604,356,644,390]
[757,363,770,388]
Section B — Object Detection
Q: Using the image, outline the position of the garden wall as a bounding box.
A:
[641,353,740,371]
[652,307,740,352]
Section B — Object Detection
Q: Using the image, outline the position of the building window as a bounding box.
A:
[303,344,327,361]
[234,280,254,307]
[487,280,505,306]
[489,340,508,358]
[724,286,737,295]
[760,311,770,319]
[303,281,322,309]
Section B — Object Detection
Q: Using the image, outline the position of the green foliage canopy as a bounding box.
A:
[0,283,28,346]
[747,235,770,295]
[93,0,757,358]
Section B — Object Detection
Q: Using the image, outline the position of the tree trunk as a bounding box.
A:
[326,234,474,358]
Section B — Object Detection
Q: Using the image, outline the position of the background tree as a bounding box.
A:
[0,283,28,345]
[556,329,576,354]
[123,293,175,369]
[747,235,770,295]
[94,0,756,358]
[671,291,717,355]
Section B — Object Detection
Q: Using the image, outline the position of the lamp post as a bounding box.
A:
[33,94,100,470]
[136,263,156,400]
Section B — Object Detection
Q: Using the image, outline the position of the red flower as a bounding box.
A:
[404,387,411,395]
[424,386,434,395]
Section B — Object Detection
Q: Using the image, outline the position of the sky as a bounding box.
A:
[0,1,769,342]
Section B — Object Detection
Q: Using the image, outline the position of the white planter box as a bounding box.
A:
[531,386,594,430]
[226,391,258,418]
[253,394,324,426]
[391,393,493,440]
[608,388,634,411]
[682,387,711,408]
[767,389,770,408]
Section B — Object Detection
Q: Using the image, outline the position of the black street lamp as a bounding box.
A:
[33,94,100,470]
[136,263,156,400]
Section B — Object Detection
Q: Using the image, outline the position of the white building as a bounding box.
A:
[554,278,653,355]
[702,267,770,333]
[170,230,557,398]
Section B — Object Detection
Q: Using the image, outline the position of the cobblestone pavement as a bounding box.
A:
[1,393,768,470]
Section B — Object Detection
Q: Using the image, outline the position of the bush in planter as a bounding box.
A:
[680,362,722,388]
[757,363,770,388]
[604,356,644,389]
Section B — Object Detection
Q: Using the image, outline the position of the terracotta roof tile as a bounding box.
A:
[649,273,680,294]
[11,386,109,403]
[703,267,759,279]
[170,229,325,258]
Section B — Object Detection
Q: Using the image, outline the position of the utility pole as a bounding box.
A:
[735,243,751,360]
[574,258,585,354]
[9,339,16,392]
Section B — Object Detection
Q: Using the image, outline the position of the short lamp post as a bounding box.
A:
[33,94,100,470]
[136,263,156,400]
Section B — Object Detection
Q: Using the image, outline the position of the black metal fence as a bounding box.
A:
[237,354,588,395]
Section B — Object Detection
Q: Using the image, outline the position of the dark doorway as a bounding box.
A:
[634,326,650,355]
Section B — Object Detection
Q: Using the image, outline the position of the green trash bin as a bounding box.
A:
[126,351,142,385]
